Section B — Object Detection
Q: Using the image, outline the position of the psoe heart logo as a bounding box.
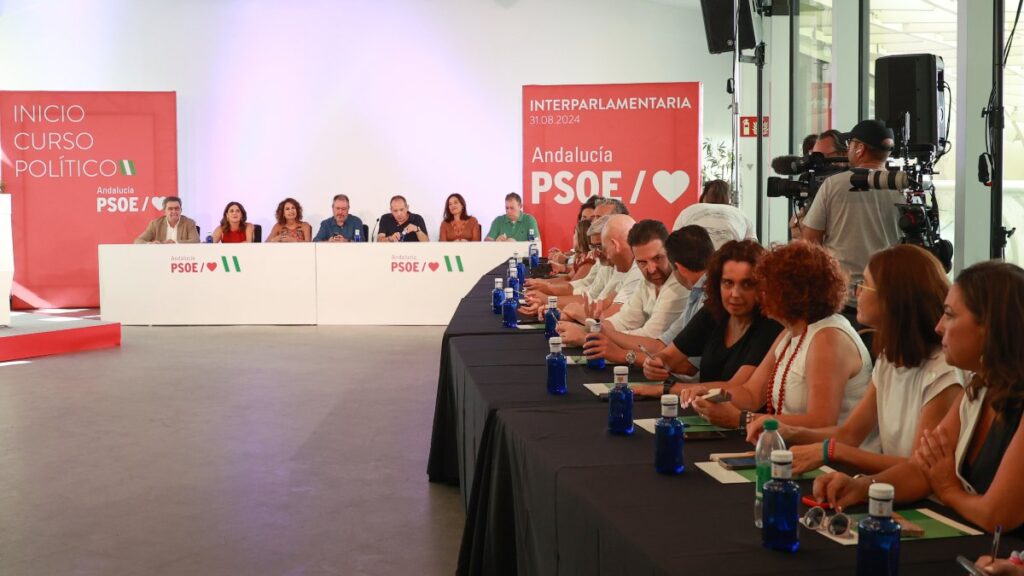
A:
[170,256,243,274]
[390,254,464,273]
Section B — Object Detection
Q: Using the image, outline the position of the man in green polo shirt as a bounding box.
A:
[484,192,540,242]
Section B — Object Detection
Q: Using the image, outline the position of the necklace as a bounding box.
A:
[766,327,808,415]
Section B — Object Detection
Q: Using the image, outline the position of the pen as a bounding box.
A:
[991,525,1002,564]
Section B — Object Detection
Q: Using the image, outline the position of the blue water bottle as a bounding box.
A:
[353,228,362,242]
[528,228,536,242]
[857,483,901,575]
[501,287,518,328]
[546,336,568,395]
[608,366,634,435]
[544,296,561,338]
[529,242,540,269]
[205,234,213,243]
[762,449,800,553]
[491,278,505,314]
[507,267,520,300]
[655,394,684,474]
[585,319,606,370]
[513,252,527,285]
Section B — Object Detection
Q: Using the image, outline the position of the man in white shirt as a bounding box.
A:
[672,180,756,249]
[134,196,200,244]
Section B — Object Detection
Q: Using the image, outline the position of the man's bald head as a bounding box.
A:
[602,214,637,270]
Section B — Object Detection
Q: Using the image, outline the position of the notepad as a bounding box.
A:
[633,415,735,435]
[568,356,623,366]
[515,323,546,330]
[582,382,660,396]
[695,462,837,484]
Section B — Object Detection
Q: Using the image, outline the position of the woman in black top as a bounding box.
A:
[815,261,1024,535]
[635,240,781,397]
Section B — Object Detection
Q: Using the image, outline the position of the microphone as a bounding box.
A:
[770,155,808,175]
[370,217,380,242]
[848,168,913,191]
[771,152,848,175]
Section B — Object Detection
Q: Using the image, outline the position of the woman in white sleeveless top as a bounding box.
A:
[814,261,1024,535]
[772,245,962,474]
[693,241,873,437]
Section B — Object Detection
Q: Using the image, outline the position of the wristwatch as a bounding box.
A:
[624,349,637,365]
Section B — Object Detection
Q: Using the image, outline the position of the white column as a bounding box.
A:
[0,194,12,326]
[763,11,792,245]
[954,0,995,271]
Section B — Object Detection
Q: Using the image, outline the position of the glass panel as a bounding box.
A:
[792,0,834,148]
[1003,4,1024,264]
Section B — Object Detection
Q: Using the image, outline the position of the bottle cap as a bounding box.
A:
[494,278,503,287]
[613,366,629,376]
[547,296,558,305]
[549,337,562,346]
[529,228,535,234]
[585,318,597,327]
[514,252,520,258]
[763,419,779,431]
[770,449,792,464]
[509,269,518,278]
[660,394,678,406]
[868,483,895,501]
[504,288,513,296]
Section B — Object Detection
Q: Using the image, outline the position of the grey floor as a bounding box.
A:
[0,325,464,576]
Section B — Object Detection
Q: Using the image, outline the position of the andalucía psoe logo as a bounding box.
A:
[119,160,136,176]
[389,254,464,273]
[169,256,242,274]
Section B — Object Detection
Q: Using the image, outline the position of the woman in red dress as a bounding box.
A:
[213,201,254,243]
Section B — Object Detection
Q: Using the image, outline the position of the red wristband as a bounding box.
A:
[827,437,836,463]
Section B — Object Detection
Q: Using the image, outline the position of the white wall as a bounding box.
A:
[0,0,733,243]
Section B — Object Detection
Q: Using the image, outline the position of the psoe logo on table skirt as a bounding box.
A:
[170,256,243,274]
[389,255,464,273]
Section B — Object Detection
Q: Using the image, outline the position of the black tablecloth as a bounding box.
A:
[429,267,1022,575]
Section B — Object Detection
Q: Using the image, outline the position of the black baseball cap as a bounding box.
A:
[839,119,895,151]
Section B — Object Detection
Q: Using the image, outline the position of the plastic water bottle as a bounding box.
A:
[585,319,606,370]
[353,228,362,242]
[755,419,786,528]
[515,255,527,286]
[491,278,505,314]
[528,228,536,242]
[608,366,634,435]
[857,483,901,575]
[529,242,540,269]
[762,449,800,553]
[507,267,520,300]
[205,234,213,243]
[546,337,567,395]
[501,287,518,328]
[543,296,561,338]
[654,394,684,474]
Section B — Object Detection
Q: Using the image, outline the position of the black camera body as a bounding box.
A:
[767,152,847,207]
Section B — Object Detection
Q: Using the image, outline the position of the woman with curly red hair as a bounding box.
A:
[692,241,873,445]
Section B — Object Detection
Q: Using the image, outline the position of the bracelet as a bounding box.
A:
[828,437,836,463]
[822,438,831,465]
[739,410,748,431]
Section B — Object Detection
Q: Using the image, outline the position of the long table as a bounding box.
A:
[428,267,1024,576]
[98,242,534,325]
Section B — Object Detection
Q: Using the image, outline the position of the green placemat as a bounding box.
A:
[567,355,622,366]
[850,509,973,540]
[734,467,827,482]
[678,415,735,433]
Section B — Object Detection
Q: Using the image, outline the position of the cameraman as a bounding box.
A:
[789,129,848,240]
[801,119,903,322]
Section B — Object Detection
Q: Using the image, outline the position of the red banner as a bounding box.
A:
[522,82,702,251]
[0,91,177,308]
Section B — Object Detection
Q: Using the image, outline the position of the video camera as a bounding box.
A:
[767,152,848,207]
[847,143,953,272]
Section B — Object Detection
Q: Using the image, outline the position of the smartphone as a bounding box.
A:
[703,390,732,404]
[956,555,986,576]
[719,456,757,470]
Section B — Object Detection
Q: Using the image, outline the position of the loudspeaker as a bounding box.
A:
[700,0,756,55]
[874,54,946,153]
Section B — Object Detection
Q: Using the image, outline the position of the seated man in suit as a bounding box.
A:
[134,196,199,244]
